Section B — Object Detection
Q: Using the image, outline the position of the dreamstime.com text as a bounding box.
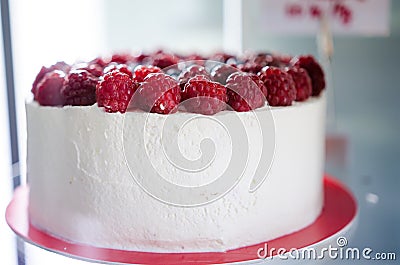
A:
[257,237,396,261]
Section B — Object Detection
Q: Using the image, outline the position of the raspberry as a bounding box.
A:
[210,52,235,63]
[291,55,325,96]
[258,67,296,106]
[149,52,180,69]
[249,73,268,99]
[134,73,181,114]
[274,54,292,66]
[104,63,133,78]
[133,65,162,83]
[286,67,312,102]
[181,53,206,62]
[239,52,284,74]
[237,62,264,74]
[32,62,70,100]
[111,53,135,64]
[61,70,98,106]
[89,56,112,68]
[182,75,227,115]
[178,65,211,89]
[35,70,66,106]
[211,64,238,85]
[96,71,138,113]
[252,53,276,66]
[132,52,151,64]
[226,72,266,112]
[80,63,104,77]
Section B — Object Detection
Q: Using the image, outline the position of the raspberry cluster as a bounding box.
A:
[31,50,325,114]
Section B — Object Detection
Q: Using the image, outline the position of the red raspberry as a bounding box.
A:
[104,64,133,78]
[274,54,292,66]
[250,73,268,99]
[132,52,151,64]
[80,58,114,77]
[149,52,180,69]
[77,62,104,77]
[181,53,206,63]
[258,67,296,106]
[111,53,135,64]
[89,56,112,68]
[182,75,227,115]
[96,71,138,113]
[286,67,312,102]
[133,65,162,83]
[178,65,211,89]
[210,52,235,63]
[237,62,264,74]
[211,64,238,85]
[32,62,70,100]
[226,72,266,112]
[240,52,284,73]
[291,55,325,96]
[35,70,66,106]
[252,53,277,66]
[61,70,98,106]
[134,73,181,114]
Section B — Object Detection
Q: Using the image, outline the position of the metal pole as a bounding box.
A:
[1,0,25,263]
[1,0,20,188]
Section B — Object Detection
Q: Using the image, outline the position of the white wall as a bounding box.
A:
[103,0,223,54]
[7,0,105,264]
[10,0,106,185]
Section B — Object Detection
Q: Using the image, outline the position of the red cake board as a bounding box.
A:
[6,176,357,264]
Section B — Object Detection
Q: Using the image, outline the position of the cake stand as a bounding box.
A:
[6,175,357,264]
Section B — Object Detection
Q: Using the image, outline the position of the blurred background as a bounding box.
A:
[1,0,399,264]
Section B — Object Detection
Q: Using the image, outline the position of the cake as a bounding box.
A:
[27,51,326,252]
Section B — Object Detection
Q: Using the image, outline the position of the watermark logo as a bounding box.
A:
[336,236,348,247]
[257,236,397,261]
[122,61,276,207]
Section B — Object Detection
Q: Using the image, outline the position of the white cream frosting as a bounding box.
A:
[27,94,326,252]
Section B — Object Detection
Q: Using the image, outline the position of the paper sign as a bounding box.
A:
[261,0,390,36]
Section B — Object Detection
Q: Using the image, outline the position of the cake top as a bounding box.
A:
[31,50,325,114]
